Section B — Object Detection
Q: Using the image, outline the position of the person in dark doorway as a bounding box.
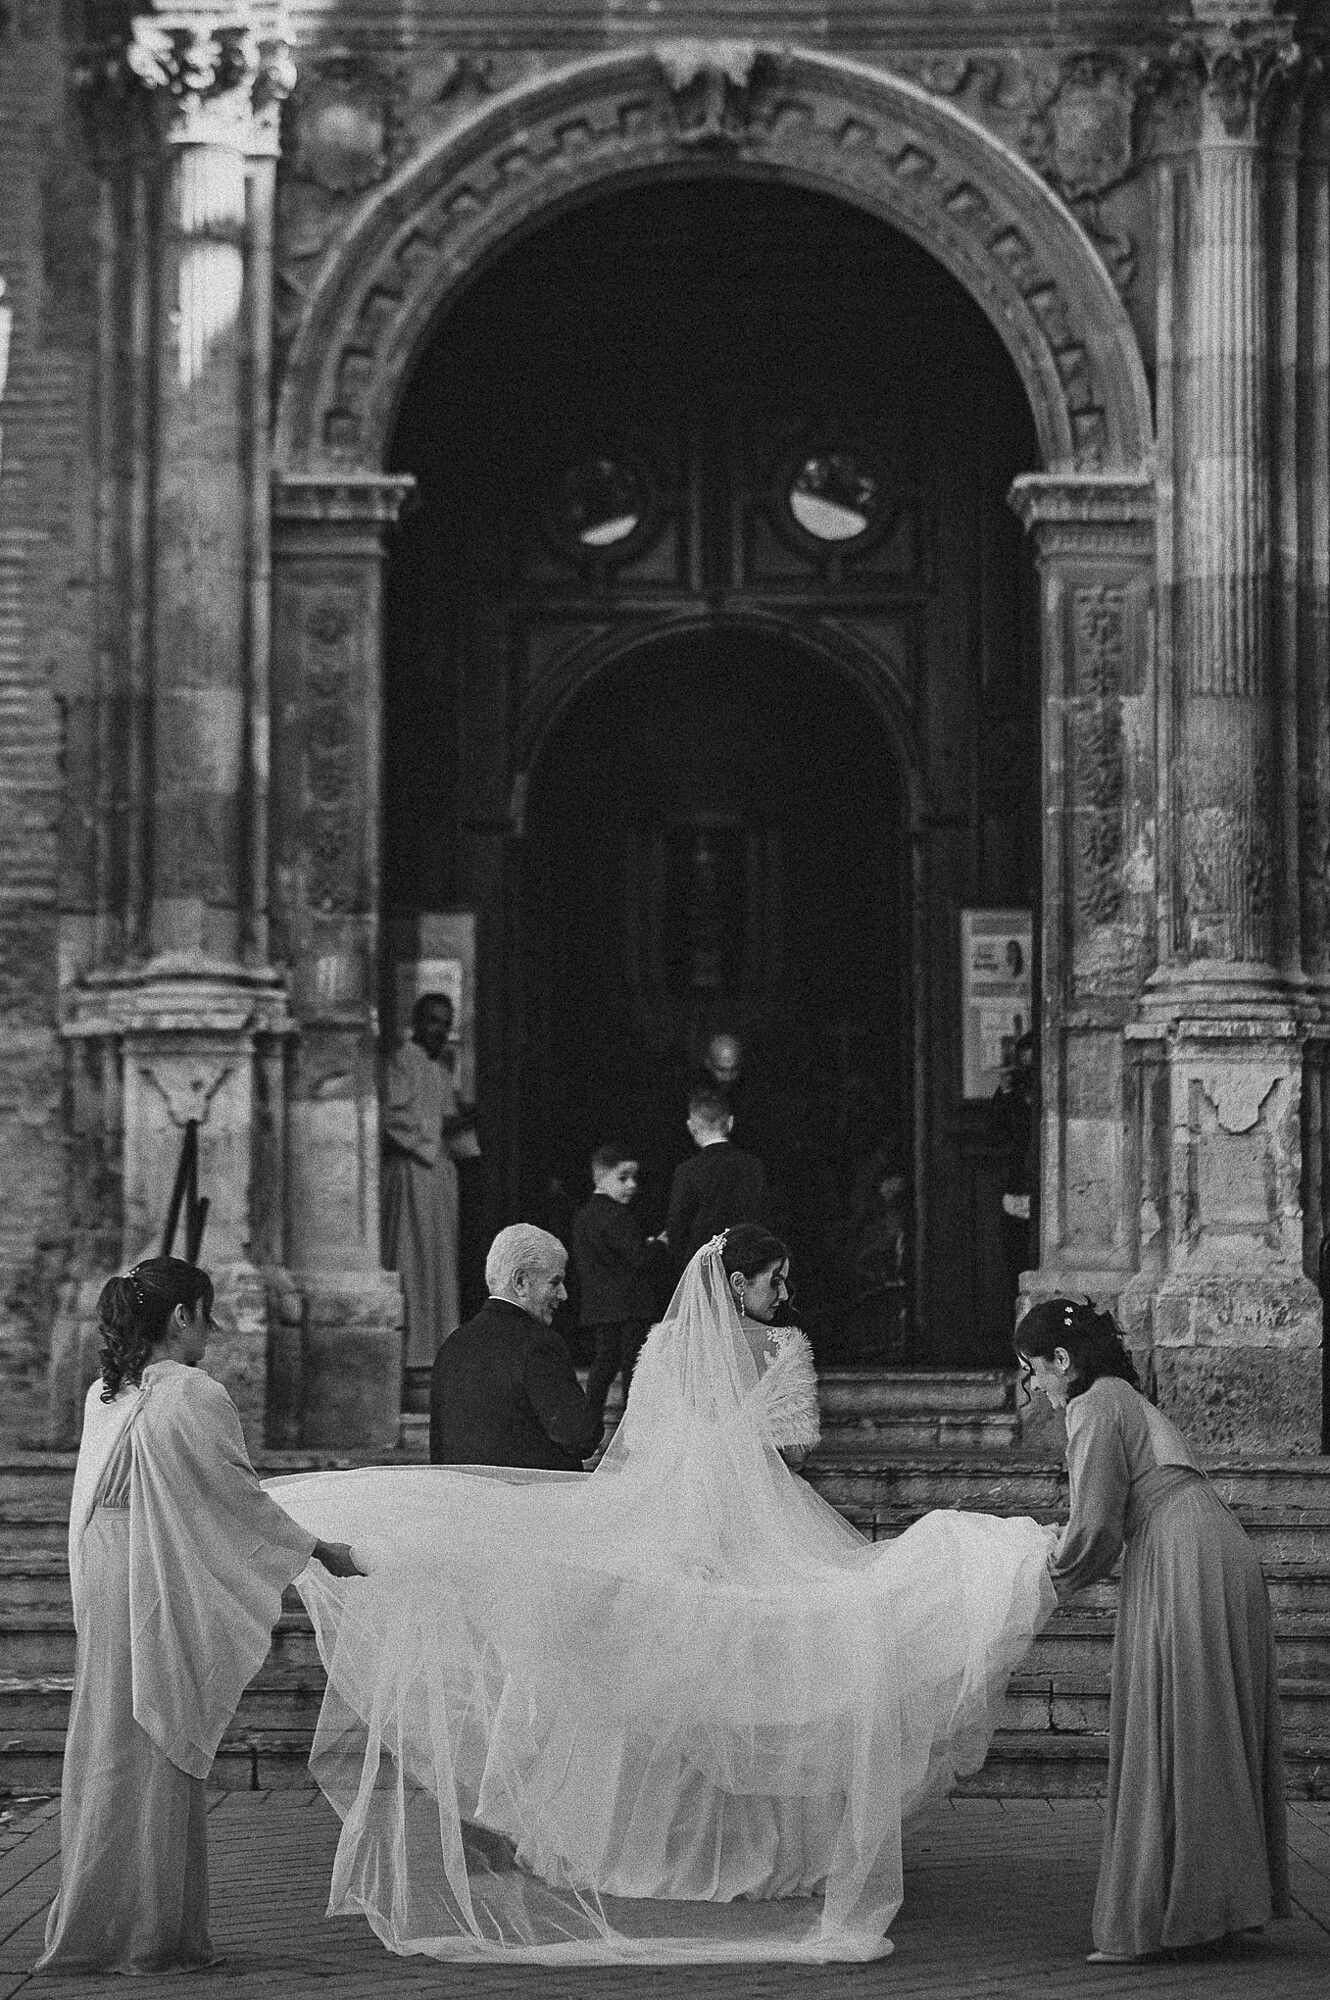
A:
[991,1030,1035,1304]
[383,992,477,1371]
[430,1224,602,1470]
[660,1086,768,1271]
[572,1144,661,1430]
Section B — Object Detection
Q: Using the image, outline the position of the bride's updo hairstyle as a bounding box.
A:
[98,1256,214,1401]
[1015,1296,1140,1400]
[721,1225,789,1285]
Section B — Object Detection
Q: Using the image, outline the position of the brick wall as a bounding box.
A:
[0,2,95,1416]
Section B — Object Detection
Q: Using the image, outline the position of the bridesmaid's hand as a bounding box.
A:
[313,1538,365,1578]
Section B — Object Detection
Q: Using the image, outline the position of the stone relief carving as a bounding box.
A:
[1199,1069,1279,1138]
[899,49,1147,292]
[655,40,763,147]
[1073,586,1126,929]
[303,598,356,913]
[139,1060,234,1129]
[1182,802,1275,960]
[288,53,392,195]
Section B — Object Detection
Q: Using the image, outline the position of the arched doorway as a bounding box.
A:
[380,175,1040,1366]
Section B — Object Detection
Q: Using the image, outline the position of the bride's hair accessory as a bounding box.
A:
[701,1230,729,1256]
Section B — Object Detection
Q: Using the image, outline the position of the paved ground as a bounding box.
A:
[0,1792,1326,1999]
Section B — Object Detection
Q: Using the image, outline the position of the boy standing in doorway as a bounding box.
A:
[572,1144,660,1430]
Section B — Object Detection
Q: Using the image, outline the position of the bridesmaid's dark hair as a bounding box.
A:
[1014,1296,1140,1401]
[97,1257,214,1401]
[722,1225,789,1282]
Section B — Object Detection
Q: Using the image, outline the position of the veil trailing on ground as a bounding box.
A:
[269,1238,1055,1965]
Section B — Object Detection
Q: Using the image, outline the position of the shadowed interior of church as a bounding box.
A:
[382,174,1040,1368]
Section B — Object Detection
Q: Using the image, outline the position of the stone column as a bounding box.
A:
[1131,12,1322,1454]
[124,11,291,957]
[52,7,297,1452]
[270,472,414,1449]
[1008,476,1156,1323]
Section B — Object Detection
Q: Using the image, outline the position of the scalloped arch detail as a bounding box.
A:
[275,48,1154,476]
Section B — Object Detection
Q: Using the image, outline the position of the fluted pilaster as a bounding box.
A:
[1172,23,1294,972]
[124,10,294,959]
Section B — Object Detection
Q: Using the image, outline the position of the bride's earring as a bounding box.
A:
[734,1276,747,1314]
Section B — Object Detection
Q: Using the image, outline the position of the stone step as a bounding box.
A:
[960,1732,1330,1802]
[7,1602,1330,1684]
[819,1370,1017,1417]
[1,1710,1325,1803]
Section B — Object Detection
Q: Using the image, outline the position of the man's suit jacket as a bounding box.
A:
[665,1141,769,1269]
[430,1297,602,1471]
[571,1194,658,1326]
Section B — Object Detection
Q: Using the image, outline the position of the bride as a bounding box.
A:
[267,1227,1055,1965]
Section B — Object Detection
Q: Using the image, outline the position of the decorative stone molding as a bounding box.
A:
[655,39,763,148]
[272,470,416,527]
[273,49,1154,479]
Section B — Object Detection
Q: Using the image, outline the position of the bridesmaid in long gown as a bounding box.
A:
[38,1258,362,1974]
[1016,1297,1290,1963]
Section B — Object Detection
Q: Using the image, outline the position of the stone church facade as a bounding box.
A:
[0,0,1327,1455]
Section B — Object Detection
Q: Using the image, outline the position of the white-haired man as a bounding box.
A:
[429,1224,603,1470]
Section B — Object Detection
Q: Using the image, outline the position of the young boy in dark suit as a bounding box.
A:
[572,1143,660,1429]
[661,1086,769,1272]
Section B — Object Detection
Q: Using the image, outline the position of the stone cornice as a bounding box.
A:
[271,470,416,523]
[1008,471,1156,529]
[63,956,295,1039]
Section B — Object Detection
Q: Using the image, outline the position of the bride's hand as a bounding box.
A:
[313,1538,365,1578]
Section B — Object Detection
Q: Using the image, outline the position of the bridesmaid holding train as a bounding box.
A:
[1016,1296,1290,1963]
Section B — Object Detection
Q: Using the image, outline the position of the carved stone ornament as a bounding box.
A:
[75,13,295,151]
[139,1059,235,1129]
[654,39,763,148]
[291,55,390,193]
[1199,1069,1279,1138]
[1025,56,1137,202]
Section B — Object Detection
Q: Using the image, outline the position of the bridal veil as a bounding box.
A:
[268,1238,1054,1963]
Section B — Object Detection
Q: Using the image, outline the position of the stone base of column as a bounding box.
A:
[47,1260,273,1455]
[1120,1266,1322,1457]
[268,1269,403,1453]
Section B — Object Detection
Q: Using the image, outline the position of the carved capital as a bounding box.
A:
[76,6,296,158]
[1152,19,1301,146]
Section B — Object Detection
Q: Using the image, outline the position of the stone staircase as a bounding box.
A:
[2,1370,1328,1799]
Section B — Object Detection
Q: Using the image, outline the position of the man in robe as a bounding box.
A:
[430,1224,603,1470]
[383,991,475,1371]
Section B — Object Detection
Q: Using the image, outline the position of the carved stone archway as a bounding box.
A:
[268,44,1162,1442]
[274,47,1154,478]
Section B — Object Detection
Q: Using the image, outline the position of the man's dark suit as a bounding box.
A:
[665,1140,769,1269]
[430,1296,603,1471]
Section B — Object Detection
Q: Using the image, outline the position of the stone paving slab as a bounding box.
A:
[0,1794,1325,1999]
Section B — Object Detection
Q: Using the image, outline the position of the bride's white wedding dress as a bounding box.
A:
[267,1242,1055,1965]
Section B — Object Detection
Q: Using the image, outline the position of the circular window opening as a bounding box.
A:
[554,456,649,550]
[788,451,883,543]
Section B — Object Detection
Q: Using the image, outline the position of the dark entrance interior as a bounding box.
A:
[382,174,1040,1366]
[522,624,909,1363]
